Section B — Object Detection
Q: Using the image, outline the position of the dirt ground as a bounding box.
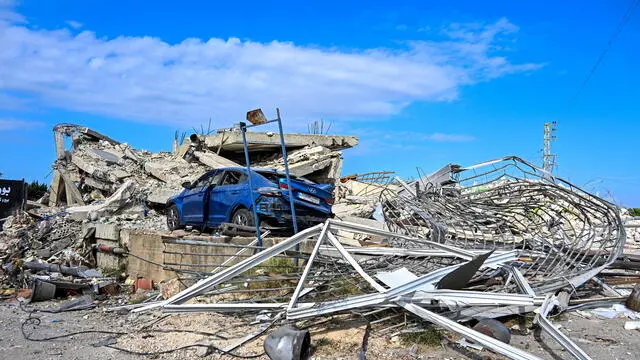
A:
[1,299,639,360]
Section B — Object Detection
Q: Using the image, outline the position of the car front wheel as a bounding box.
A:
[167,204,182,231]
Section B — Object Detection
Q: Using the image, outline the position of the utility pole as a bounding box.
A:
[543,121,557,177]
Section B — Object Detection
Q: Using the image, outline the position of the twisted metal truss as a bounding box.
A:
[124,156,622,360]
[382,156,626,292]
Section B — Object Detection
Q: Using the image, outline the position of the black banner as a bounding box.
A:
[0,179,26,219]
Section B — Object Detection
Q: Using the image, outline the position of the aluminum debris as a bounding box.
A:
[382,156,625,293]
[127,213,614,359]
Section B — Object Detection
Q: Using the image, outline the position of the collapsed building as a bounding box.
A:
[2,122,638,360]
[0,122,360,310]
[47,124,357,211]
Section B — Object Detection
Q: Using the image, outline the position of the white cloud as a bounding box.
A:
[66,20,83,29]
[0,0,25,23]
[345,129,476,157]
[364,129,476,143]
[0,118,44,131]
[0,4,542,127]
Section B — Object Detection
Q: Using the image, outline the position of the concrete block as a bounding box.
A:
[147,188,180,205]
[120,228,131,249]
[96,239,125,271]
[95,223,120,241]
[81,223,96,239]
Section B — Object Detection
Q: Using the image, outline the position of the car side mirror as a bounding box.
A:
[182,181,192,189]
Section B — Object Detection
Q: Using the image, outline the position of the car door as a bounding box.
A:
[208,170,249,225]
[182,170,223,224]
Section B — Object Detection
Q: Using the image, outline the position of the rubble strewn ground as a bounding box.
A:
[2,123,640,359]
[3,304,640,360]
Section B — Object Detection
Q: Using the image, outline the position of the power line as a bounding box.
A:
[569,0,640,106]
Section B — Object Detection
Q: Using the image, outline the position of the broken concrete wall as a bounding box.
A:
[126,231,318,282]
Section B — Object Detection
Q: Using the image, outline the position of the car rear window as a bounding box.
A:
[256,170,316,185]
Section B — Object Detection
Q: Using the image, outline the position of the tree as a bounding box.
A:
[26,181,48,201]
[630,208,640,217]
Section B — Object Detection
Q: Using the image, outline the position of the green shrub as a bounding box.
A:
[27,181,48,201]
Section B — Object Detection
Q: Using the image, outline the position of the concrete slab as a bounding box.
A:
[287,155,341,178]
[71,154,99,176]
[112,169,131,180]
[147,188,180,205]
[78,126,120,145]
[144,161,182,183]
[66,181,136,220]
[202,132,358,152]
[87,149,124,165]
[84,177,114,192]
[193,151,240,169]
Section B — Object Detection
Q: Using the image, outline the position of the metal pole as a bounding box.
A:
[276,108,299,234]
[240,122,263,247]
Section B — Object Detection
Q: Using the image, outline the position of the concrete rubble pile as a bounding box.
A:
[3,123,639,360]
[0,123,360,302]
[0,209,110,302]
[50,123,215,210]
[333,171,398,219]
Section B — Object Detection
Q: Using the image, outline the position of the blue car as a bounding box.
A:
[166,167,335,231]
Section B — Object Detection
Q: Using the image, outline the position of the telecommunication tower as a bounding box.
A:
[543,121,557,175]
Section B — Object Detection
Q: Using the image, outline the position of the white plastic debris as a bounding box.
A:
[624,321,640,330]
[591,304,640,319]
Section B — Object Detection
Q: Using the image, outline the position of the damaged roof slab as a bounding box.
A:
[202,131,359,152]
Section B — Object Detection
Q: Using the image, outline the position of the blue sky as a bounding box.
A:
[1,0,639,206]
